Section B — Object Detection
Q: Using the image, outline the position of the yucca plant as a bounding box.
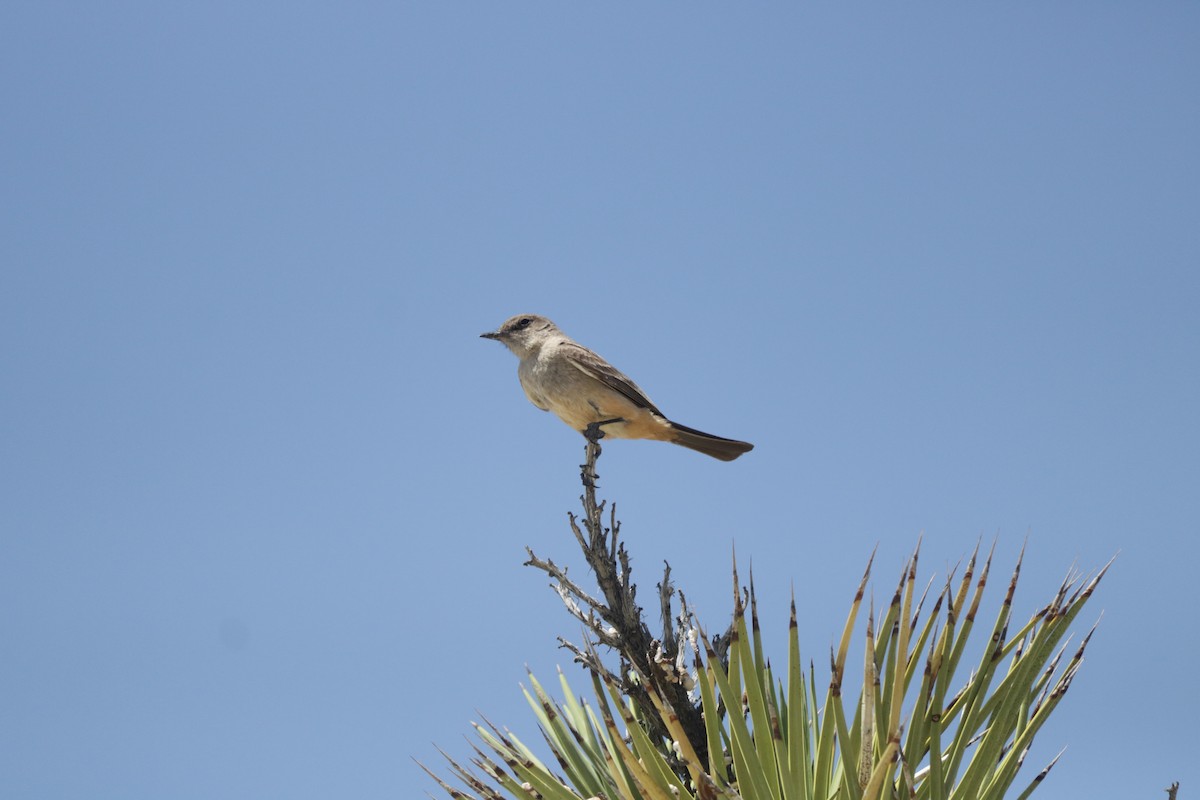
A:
[422,432,1109,799]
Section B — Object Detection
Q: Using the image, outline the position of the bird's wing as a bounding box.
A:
[561,342,665,417]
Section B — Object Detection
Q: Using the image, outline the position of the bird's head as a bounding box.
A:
[480,314,560,358]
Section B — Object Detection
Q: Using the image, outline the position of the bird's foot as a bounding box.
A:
[583,418,624,445]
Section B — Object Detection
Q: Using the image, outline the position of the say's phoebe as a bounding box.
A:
[480,314,753,461]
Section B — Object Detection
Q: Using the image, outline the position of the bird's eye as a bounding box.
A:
[516,317,531,329]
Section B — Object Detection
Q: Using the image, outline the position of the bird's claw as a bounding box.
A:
[583,418,624,444]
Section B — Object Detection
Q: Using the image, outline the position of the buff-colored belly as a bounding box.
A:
[522,376,672,441]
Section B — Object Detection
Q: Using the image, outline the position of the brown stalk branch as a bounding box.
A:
[524,422,710,773]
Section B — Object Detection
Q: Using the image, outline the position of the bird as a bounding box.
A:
[480,314,753,461]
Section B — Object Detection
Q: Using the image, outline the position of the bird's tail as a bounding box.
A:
[667,421,754,461]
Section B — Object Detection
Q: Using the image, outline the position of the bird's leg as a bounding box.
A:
[583,418,624,445]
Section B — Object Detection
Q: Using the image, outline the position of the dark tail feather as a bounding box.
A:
[667,421,754,462]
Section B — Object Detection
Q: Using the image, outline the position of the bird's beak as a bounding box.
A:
[480,330,500,340]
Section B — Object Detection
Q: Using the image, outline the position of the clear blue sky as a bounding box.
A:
[2,4,1197,798]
